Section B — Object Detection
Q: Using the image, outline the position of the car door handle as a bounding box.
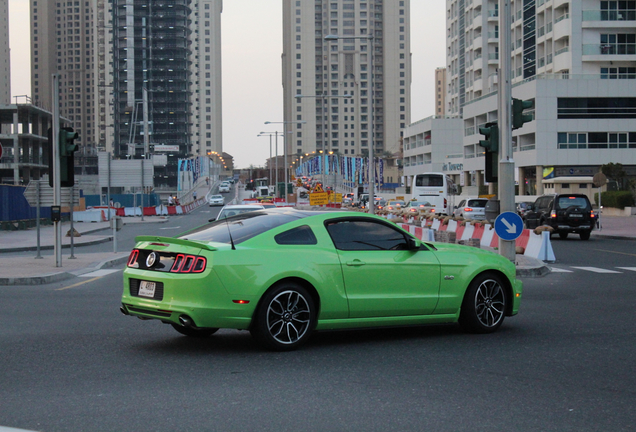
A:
[346,260,366,266]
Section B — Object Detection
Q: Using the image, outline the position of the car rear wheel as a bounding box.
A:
[580,230,591,240]
[459,273,507,334]
[171,323,219,338]
[251,283,316,351]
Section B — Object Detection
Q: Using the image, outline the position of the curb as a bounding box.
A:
[0,254,129,286]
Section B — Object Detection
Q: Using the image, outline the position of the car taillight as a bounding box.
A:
[128,249,139,266]
[171,254,207,273]
[464,207,473,212]
[550,211,557,218]
[591,210,596,218]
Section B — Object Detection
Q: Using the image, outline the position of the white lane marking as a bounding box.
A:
[79,269,121,277]
[616,267,636,272]
[159,226,181,230]
[549,267,573,273]
[570,267,622,274]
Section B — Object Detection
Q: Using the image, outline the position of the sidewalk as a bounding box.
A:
[0,216,169,285]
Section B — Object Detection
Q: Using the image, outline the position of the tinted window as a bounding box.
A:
[275,226,317,245]
[183,212,302,245]
[556,196,590,210]
[467,199,488,207]
[326,219,408,251]
[415,174,444,187]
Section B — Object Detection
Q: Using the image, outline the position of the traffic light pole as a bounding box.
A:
[498,0,516,262]
[52,74,63,267]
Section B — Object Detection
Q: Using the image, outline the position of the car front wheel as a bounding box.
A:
[459,273,507,334]
[251,283,316,351]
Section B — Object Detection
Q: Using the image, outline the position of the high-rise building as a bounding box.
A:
[190,0,223,158]
[1,0,10,105]
[30,0,96,156]
[111,0,223,189]
[282,0,411,160]
[434,67,446,117]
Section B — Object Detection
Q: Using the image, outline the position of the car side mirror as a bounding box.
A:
[407,237,420,250]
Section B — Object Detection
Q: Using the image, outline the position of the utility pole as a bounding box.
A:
[52,74,62,267]
[498,0,515,261]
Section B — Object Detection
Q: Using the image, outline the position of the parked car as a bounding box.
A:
[453,198,489,220]
[121,209,523,351]
[215,204,266,220]
[208,195,225,207]
[524,193,596,240]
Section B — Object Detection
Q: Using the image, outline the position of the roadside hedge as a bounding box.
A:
[594,191,635,209]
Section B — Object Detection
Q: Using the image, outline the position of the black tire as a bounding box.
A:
[458,273,507,334]
[250,283,316,351]
[558,231,568,239]
[580,230,591,240]
[171,323,219,338]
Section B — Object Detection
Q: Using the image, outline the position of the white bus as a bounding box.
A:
[412,172,456,215]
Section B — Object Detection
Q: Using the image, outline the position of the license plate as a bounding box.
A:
[138,280,156,298]
[569,214,583,218]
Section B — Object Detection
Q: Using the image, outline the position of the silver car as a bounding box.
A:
[208,194,225,207]
[453,198,489,220]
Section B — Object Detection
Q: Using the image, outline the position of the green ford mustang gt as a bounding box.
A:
[121,209,522,350]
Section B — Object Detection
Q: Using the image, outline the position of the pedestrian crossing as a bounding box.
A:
[549,266,636,274]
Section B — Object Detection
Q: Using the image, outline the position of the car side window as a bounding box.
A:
[275,225,317,245]
[326,219,409,251]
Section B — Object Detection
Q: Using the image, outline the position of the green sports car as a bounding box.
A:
[121,209,522,350]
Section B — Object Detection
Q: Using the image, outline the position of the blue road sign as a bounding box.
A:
[494,211,524,241]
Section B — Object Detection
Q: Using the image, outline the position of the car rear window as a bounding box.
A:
[182,211,305,245]
[467,199,488,207]
[556,196,590,210]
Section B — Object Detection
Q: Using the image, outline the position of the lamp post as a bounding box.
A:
[325,33,375,214]
[258,131,284,193]
[296,94,352,191]
[264,121,306,203]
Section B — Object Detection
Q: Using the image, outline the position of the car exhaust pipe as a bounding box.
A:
[179,315,194,328]
[120,306,129,316]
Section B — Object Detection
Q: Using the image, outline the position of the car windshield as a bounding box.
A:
[210,195,223,199]
[556,196,590,210]
[183,211,304,245]
[467,199,488,208]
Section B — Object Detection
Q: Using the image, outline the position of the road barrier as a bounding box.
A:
[392,217,555,262]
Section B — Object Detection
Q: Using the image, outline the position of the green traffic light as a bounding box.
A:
[512,98,534,130]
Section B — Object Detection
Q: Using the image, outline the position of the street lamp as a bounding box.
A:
[325,33,375,215]
[296,94,352,191]
[264,121,306,203]
[258,131,284,193]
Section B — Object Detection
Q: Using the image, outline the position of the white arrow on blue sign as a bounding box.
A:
[494,211,524,241]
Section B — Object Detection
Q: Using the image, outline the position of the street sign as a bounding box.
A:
[309,192,328,206]
[494,211,524,241]
[23,180,80,207]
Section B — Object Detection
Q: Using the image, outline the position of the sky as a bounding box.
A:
[8,1,447,169]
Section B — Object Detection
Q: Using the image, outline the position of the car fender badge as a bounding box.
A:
[146,252,158,268]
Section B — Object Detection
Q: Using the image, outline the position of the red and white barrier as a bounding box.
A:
[396,220,555,262]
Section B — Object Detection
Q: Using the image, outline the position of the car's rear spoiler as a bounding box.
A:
[134,235,218,251]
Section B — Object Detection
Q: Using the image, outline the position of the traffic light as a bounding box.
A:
[478,122,499,183]
[47,126,79,187]
[512,98,534,130]
[59,127,79,187]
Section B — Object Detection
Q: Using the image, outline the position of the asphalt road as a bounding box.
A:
[1,207,635,431]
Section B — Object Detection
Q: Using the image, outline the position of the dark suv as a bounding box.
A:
[525,194,597,240]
